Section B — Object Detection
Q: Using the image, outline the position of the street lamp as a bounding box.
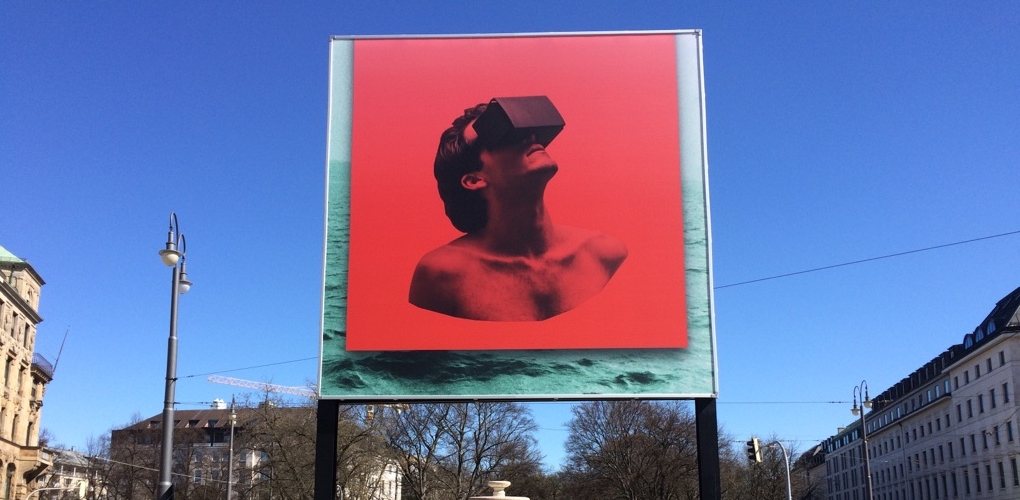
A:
[851,381,874,500]
[157,212,192,500]
[227,398,236,500]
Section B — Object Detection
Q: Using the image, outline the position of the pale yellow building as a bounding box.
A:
[0,245,54,499]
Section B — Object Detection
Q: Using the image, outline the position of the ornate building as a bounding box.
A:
[0,245,54,499]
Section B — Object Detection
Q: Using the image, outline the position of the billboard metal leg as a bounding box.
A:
[314,400,340,500]
[696,398,721,500]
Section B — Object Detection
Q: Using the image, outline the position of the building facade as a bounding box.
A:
[820,286,1020,500]
[110,402,401,500]
[0,245,54,499]
[110,404,242,500]
[36,448,94,499]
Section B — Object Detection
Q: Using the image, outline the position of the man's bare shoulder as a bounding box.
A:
[557,226,628,265]
[412,237,483,275]
[408,237,482,315]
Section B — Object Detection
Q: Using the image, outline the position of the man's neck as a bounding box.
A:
[480,198,556,257]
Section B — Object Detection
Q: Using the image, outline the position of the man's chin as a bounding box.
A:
[531,163,558,176]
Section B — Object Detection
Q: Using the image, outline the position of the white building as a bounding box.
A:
[820,286,1020,500]
[36,448,93,499]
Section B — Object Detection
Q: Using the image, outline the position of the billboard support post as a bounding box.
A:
[696,398,721,500]
[313,400,340,500]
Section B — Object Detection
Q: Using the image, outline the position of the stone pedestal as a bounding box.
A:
[469,481,529,500]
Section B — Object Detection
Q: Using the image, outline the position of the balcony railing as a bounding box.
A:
[32,353,54,379]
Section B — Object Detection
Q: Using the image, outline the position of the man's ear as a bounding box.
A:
[461,173,487,190]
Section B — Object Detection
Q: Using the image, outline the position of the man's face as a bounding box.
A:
[464,122,558,189]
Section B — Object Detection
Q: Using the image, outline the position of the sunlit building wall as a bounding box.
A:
[0,245,54,499]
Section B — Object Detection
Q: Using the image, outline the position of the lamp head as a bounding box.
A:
[177,260,192,294]
[159,247,181,267]
[851,406,860,417]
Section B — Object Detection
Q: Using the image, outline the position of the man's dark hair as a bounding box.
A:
[434,103,488,233]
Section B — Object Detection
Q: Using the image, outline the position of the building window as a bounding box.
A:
[1003,383,1010,403]
[982,432,988,449]
[986,464,993,491]
[5,464,14,500]
[970,434,977,453]
[999,461,1006,489]
[1000,350,1006,366]
[965,371,970,384]
[1012,457,1019,486]
[978,395,985,414]
[954,376,959,389]
[975,467,982,493]
[948,441,954,460]
[987,358,993,372]
[975,364,980,378]
[956,405,962,423]
[1007,422,1014,442]
[967,400,973,418]
[960,437,966,457]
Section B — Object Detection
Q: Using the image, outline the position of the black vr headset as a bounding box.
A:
[471,96,565,149]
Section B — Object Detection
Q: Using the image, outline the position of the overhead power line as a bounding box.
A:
[718,400,851,405]
[715,229,1020,290]
[183,357,317,379]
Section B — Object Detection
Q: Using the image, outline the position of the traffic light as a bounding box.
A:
[745,437,762,463]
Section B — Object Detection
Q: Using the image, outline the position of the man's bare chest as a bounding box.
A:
[455,254,610,321]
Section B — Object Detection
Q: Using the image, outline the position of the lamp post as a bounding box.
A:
[851,381,874,500]
[157,212,192,500]
[227,398,236,500]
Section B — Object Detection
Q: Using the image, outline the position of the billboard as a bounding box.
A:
[320,31,716,400]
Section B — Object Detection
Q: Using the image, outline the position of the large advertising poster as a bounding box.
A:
[320,31,716,399]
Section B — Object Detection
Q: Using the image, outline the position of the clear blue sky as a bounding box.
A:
[2,1,1019,470]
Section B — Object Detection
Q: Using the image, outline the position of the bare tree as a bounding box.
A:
[561,400,699,500]
[105,419,159,500]
[724,435,808,500]
[381,402,542,500]
[235,397,391,500]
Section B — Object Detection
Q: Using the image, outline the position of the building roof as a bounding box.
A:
[0,245,25,264]
[0,244,45,285]
[973,285,1020,336]
[820,285,1020,454]
[119,408,239,431]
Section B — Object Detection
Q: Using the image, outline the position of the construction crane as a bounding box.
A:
[207,375,317,398]
[208,375,409,423]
